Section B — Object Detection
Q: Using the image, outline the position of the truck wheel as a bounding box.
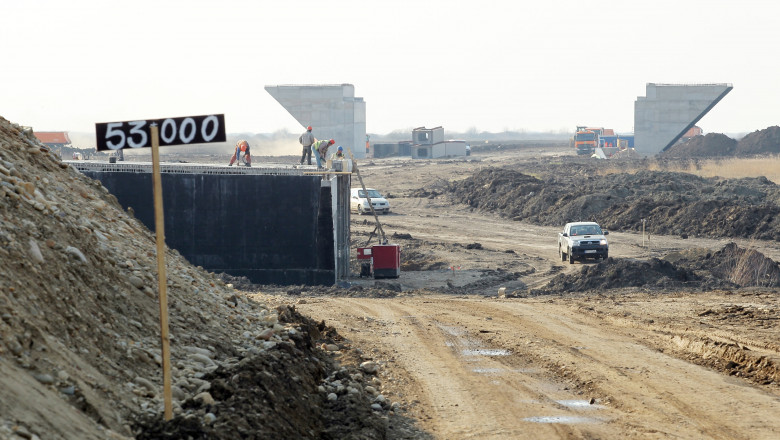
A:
[559,246,565,262]
[568,248,575,264]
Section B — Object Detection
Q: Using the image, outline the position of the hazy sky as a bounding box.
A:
[2,0,777,138]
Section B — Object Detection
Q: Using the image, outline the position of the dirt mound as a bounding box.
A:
[736,126,780,155]
[216,272,257,291]
[288,284,402,298]
[446,167,780,240]
[662,133,737,157]
[134,307,394,440]
[529,258,715,295]
[610,148,641,159]
[531,243,778,295]
[407,188,442,199]
[0,117,426,439]
[662,126,780,158]
[671,242,780,287]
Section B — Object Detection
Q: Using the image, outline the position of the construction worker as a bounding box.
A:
[298,126,315,165]
[229,139,251,167]
[330,145,345,160]
[311,139,334,169]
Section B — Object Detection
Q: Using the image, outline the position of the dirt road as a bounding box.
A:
[297,294,780,439]
[295,148,780,439]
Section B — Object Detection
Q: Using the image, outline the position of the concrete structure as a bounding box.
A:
[411,140,468,159]
[372,141,413,158]
[410,126,468,159]
[265,84,367,158]
[634,83,733,155]
[413,126,445,145]
[70,161,351,286]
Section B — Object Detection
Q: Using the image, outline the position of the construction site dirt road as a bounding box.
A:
[4,117,780,439]
[290,146,780,439]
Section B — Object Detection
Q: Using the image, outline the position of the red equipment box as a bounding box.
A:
[357,247,373,259]
[371,244,400,279]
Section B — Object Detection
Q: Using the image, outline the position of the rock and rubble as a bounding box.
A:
[0,117,426,439]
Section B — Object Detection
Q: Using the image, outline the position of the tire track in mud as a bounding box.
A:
[302,298,620,439]
[578,297,780,389]
[324,299,563,439]
[301,296,780,439]
[436,298,780,440]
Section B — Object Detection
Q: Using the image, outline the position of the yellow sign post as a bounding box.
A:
[150,124,173,420]
[95,114,226,422]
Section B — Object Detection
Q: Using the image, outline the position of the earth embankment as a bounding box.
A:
[444,166,780,240]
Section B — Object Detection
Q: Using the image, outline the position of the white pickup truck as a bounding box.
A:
[558,221,609,264]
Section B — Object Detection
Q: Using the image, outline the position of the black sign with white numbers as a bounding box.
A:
[95,114,226,151]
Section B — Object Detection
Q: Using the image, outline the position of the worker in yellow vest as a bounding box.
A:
[330,146,345,160]
[311,139,334,169]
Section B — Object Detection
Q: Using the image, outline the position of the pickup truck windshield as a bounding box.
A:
[570,225,602,236]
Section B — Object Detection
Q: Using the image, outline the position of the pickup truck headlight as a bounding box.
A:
[600,239,608,245]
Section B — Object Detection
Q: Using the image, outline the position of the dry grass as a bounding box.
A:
[599,156,780,184]
[723,242,780,287]
[677,156,780,184]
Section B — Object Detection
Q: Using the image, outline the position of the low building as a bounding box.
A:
[34,131,71,150]
[680,126,703,142]
[413,126,444,145]
[410,126,468,159]
[411,140,468,159]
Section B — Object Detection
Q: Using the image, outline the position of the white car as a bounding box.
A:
[351,188,390,215]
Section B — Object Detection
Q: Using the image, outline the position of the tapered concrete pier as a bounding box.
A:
[634,83,733,155]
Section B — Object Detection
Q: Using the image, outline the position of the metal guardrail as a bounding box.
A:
[66,160,311,176]
[649,83,734,88]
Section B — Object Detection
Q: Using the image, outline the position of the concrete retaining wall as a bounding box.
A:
[83,171,335,285]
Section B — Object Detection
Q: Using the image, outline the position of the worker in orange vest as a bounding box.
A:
[229,139,251,167]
